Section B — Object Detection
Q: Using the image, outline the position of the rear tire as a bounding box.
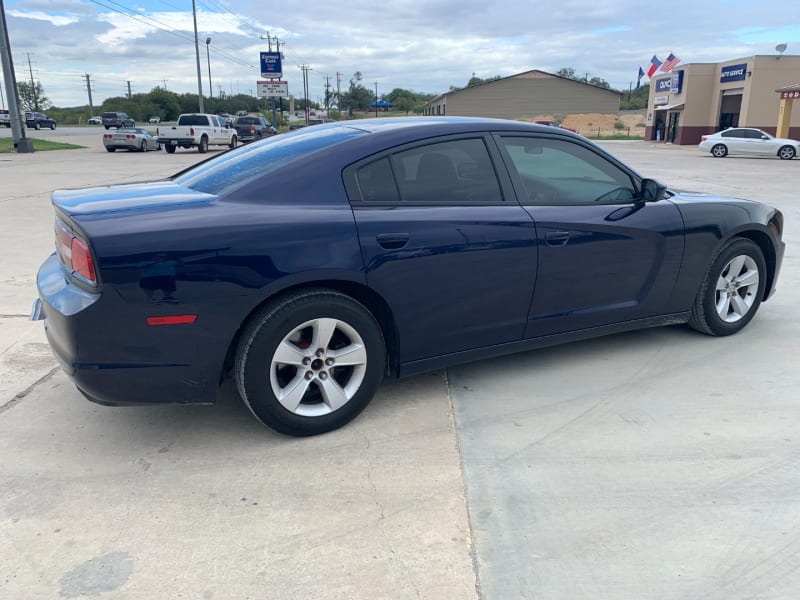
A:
[711,144,728,158]
[229,135,238,149]
[198,136,208,153]
[35,122,41,130]
[106,147,115,153]
[688,237,766,336]
[140,141,147,152]
[51,123,56,130]
[235,289,386,436]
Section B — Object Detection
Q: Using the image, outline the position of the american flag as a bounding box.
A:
[660,53,681,73]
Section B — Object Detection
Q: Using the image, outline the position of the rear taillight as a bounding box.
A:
[190,127,195,136]
[701,136,707,141]
[127,135,135,139]
[103,134,111,138]
[250,125,255,133]
[54,218,97,286]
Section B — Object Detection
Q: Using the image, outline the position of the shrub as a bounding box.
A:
[614,120,625,130]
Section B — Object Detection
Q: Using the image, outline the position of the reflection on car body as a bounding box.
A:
[33,117,785,437]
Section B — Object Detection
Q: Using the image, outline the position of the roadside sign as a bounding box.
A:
[257,80,289,98]
[260,52,282,79]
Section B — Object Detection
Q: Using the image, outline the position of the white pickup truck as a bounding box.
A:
[156,113,238,153]
[0,109,10,128]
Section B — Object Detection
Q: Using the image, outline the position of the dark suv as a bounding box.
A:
[102,112,135,129]
[25,112,57,130]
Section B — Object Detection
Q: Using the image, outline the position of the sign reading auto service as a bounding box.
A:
[720,63,747,83]
[260,52,282,79]
[258,80,289,98]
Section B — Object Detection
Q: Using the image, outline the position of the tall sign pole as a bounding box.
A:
[0,0,32,152]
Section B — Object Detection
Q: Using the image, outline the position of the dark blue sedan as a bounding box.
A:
[33,118,785,436]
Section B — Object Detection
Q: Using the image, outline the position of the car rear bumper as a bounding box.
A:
[34,253,220,406]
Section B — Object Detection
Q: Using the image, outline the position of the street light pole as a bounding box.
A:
[205,37,213,113]
[191,0,204,113]
[0,0,32,152]
[374,81,378,118]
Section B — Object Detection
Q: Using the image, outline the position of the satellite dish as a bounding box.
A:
[776,43,787,57]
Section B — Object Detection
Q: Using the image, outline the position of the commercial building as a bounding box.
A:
[646,54,800,144]
[423,70,621,119]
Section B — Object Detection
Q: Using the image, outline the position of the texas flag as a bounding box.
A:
[646,55,662,78]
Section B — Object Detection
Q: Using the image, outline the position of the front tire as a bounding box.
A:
[711,144,728,158]
[235,289,386,437]
[688,238,766,336]
[198,136,208,153]
[778,145,796,160]
[51,123,56,130]
[229,135,238,149]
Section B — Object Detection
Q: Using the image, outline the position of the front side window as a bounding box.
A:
[499,136,636,205]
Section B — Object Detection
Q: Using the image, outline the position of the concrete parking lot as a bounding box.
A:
[1,128,798,599]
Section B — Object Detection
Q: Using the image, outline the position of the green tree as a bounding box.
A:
[620,83,650,110]
[18,81,51,111]
[339,72,373,115]
[466,75,501,87]
[555,68,609,88]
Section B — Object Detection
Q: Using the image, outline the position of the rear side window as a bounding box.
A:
[721,129,746,138]
[352,137,504,204]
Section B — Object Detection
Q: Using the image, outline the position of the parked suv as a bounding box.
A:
[25,112,57,130]
[102,112,135,129]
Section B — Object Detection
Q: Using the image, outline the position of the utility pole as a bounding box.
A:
[26,52,38,110]
[298,65,311,123]
[374,81,378,118]
[191,0,204,113]
[83,74,94,116]
[324,75,330,111]
[336,72,342,110]
[161,79,168,90]
[0,0,32,151]
[126,80,132,99]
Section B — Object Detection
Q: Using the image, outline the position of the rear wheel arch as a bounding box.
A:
[219,280,400,387]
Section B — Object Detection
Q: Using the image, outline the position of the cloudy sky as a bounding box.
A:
[2,0,799,108]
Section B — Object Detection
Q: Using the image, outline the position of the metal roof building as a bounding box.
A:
[422,70,622,120]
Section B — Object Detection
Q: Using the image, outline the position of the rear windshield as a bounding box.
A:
[236,117,258,125]
[174,126,365,196]
[102,112,117,118]
[178,115,211,126]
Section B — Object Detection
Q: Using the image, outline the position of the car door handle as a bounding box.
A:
[376,233,409,249]
[545,231,570,246]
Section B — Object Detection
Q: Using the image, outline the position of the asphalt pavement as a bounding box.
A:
[1,128,799,599]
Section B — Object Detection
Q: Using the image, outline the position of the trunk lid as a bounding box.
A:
[52,180,217,217]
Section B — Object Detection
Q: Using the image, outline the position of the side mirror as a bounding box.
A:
[641,178,667,202]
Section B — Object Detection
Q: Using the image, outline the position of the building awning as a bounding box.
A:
[654,103,684,111]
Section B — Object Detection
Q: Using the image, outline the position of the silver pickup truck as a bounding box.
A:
[156,113,238,153]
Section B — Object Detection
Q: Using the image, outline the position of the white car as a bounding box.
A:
[87,116,102,125]
[149,116,161,124]
[699,127,799,159]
